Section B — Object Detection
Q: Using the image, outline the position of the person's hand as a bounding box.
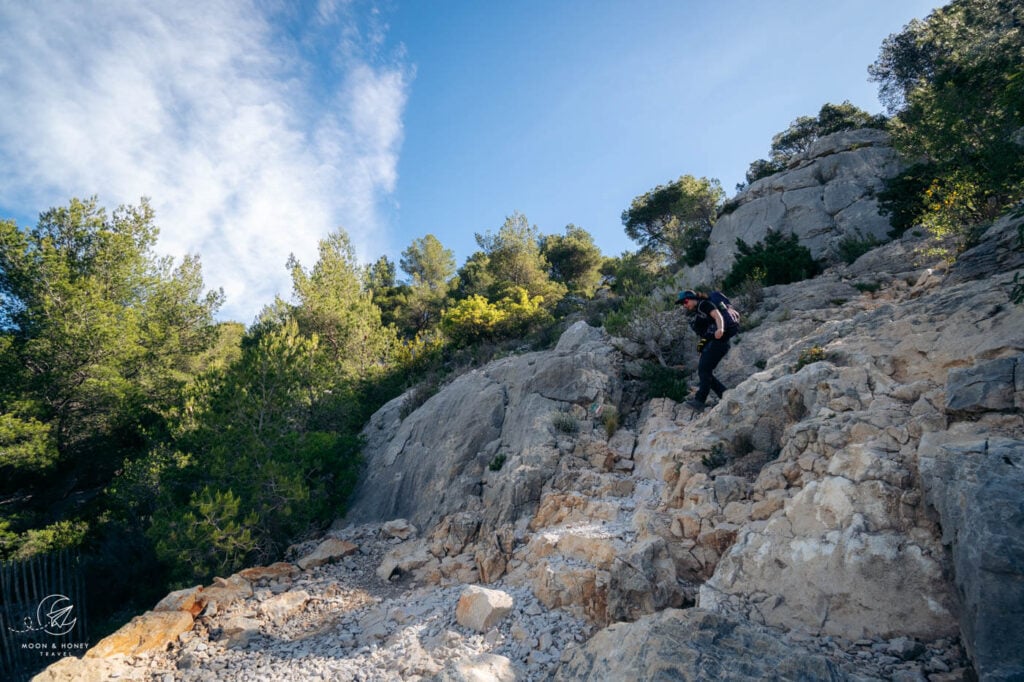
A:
[714,329,723,340]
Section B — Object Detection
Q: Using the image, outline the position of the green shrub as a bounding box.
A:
[142,318,366,585]
[7,520,89,561]
[151,487,258,584]
[551,411,580,435]
[853,281,881,294]
[601,251,664,299]
[722,230,820,291]
[679,230,710,267]
[795,345,827,371]
[488,453,507,471]
[642,363,689,402]
[0,410,59,478]
[718,196,743,216]
[496,286,554,338]
[745,158,786,184]
[601,406,620,438]
[602,295,650,336]
[838,233,883,264]
[440,294,507,344]
[732,270,765,307]
[701,444,728,470]
[400,375,442,418]
[1011,272,1024,305]
[917,173,992,262]
[440,287,552,345]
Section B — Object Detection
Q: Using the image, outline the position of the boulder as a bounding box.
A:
[944,355,1021,417]
[376,539,437,581]
[85,610,194,658]
[430,653,517,682]
[455,585,514,632]
[528,559,608,623]
[919,435,1024,682]
[382,518,418,540]
[153,585,204,616]
[257,589,310,626]
[296,537,359,570]
[606,535,682,622]
[944,210,1024,285]
[199,574,252,615]
[699,463,957,640]
[237,562,299,582]
[220,614,262,649]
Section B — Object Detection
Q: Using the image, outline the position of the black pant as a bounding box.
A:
[695,337,729,402]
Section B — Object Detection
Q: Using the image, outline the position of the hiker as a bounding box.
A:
[676,289,737,410]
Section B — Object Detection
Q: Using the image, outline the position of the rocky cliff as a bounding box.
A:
[36,198,1024,680]
[337,212,1023,680]
[685,128,905,284]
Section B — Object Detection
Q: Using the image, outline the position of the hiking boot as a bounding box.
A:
[684,398,706,411]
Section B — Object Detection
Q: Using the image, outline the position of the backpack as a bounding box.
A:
[708,291,741,333]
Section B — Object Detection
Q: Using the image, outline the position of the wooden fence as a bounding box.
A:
[0,551,88,682]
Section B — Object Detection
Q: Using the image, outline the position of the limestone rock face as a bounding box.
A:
[687,128,904,283]
[554,608,867,681]
[346,367,506,530]
[606,535,680,622]
[944,355,1022,416]
[346,321,622,536]
[919,434,1024,681]
[689,217,1023,645]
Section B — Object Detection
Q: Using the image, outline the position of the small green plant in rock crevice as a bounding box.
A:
[702,443,728,470]
[488,453,507,471]
[1012,225,1024,304]
[853,281,881,294]
[601,406,620,438]
[795,345,827,371]
[551,411,580,435]
[838,233,883,264]
[400,376,442,419]
[1012,272,1024,305]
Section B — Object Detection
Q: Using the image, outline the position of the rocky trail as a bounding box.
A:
[38,515,970,682]
[38,522,593,681]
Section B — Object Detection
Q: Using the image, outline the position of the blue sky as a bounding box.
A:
[0,0,943,323]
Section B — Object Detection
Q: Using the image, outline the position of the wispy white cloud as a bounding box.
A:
[0,0,409,322]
